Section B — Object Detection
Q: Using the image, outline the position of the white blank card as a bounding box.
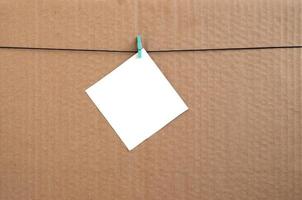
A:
[86,49,188,150]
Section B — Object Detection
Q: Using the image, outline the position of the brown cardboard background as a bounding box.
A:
[1,48,301,200]
[0,0,302,200]
[0,0,301,50]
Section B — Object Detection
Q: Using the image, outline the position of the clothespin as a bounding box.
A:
[136,35,143,58]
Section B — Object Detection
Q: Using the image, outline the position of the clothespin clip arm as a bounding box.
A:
[136,35,143,58]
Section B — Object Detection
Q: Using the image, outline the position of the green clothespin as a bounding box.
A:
[136,35,142,58]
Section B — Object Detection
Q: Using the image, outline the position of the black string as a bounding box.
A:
[0,45,301,53]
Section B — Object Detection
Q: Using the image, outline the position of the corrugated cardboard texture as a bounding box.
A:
[0,0,301,200]
[0,0,301,50]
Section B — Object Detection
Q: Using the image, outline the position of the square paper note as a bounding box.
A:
[86,49,188,150]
